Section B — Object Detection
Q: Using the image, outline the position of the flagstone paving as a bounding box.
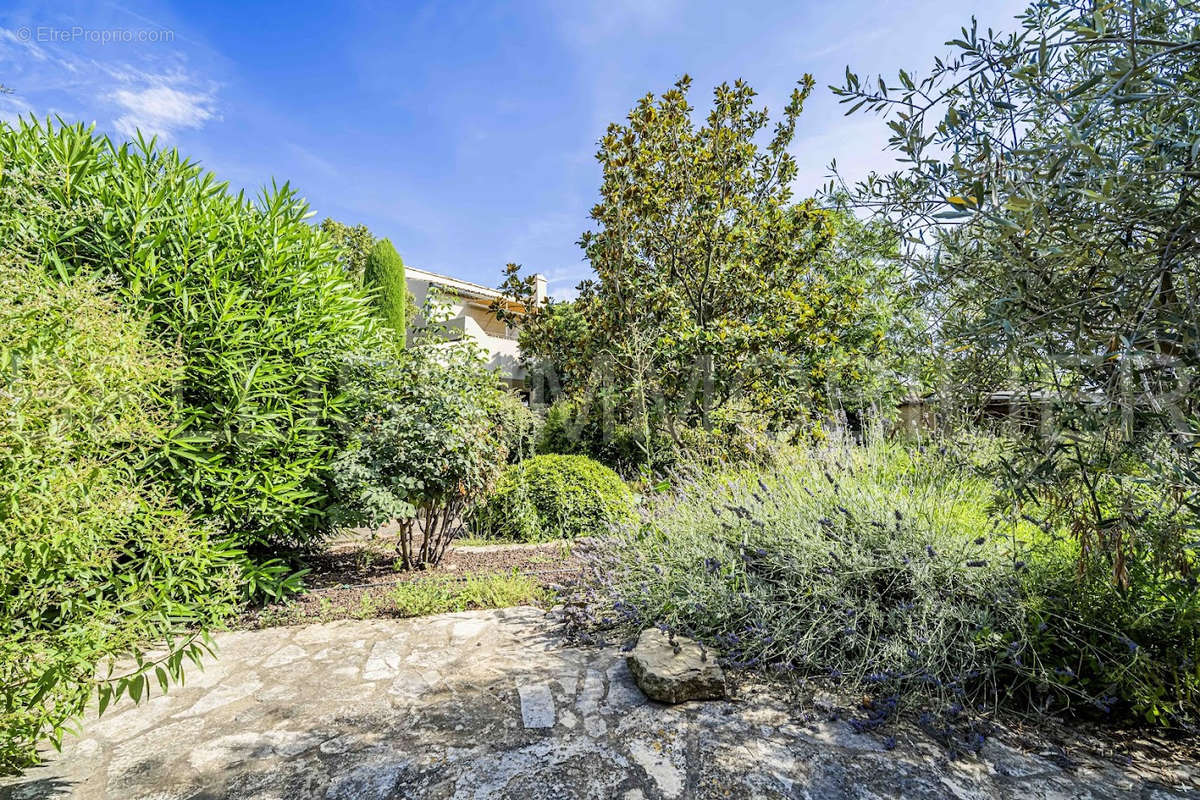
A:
[2,607,1197,799]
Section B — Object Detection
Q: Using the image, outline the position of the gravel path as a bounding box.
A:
[2,608,1196,799]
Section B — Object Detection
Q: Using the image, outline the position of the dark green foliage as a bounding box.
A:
[0,257,240,773]
[1028,544,1200,726]
[503,78,908,472]
[491,392,538,464]
[471,454,637,541]
[364,238,408,348]
[331,317,505,568]
[536,397,779,477]
[0,118,382,551]
[536,397,661,474]
[319,218,375,286]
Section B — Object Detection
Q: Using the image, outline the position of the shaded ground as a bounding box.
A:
[242,536,582,628]
[3,607,1197,799]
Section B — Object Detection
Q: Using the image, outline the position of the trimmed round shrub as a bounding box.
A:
[471,455,636,541]
[0,119,383,551]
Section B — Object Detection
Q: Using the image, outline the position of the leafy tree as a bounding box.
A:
[835,0,1200,578]
[364,238,408,348]
[320,218,375,285]
[331,299,504,568]
[501,78,909,466]
[581,75,840,430]
[490,263,597,405]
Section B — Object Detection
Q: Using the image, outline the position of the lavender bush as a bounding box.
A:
[570,435,1198,729]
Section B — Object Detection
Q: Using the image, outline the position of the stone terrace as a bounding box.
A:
[2,608,1196,799]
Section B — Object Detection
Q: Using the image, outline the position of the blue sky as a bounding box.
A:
[1,0,1028,297]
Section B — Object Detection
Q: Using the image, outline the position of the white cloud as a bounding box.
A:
[111,82,215,140]
[551,0,684,45]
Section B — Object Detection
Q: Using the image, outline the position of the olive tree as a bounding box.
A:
[835,0,1200,577]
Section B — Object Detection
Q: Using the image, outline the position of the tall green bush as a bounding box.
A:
[0,256,240,773]
[331,308,505,568]
[0,119,382,551]
[364,238,407,347]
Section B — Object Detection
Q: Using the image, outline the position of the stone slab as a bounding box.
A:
[1,608,1194,800]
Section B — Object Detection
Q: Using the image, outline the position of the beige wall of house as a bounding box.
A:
[405,266,546,388]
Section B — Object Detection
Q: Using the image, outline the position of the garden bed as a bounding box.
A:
[240,535,585,629]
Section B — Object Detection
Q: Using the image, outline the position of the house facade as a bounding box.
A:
[405,266,546,389]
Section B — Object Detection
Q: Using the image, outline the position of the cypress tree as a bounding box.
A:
[363,238,407,348]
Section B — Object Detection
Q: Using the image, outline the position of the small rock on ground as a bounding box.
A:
[626,628,726,704]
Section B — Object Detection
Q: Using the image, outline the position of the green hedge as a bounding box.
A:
[0,119,382,550]
[471,455,636,541]
[0,256,240,773]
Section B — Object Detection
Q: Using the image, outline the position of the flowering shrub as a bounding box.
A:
[570,437,1199,729]
[471,454,636,541]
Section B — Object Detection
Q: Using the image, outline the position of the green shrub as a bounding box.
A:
[0,257,240,773]
[331,315,505,568]
[491,392,538,463]
[536,397,658,473]
[364,238,407,348]
[1023,527,1200,726]
[471,454,637,541]
[0,119,382,551]
[570,437,1200,726]
[536,398,585,455]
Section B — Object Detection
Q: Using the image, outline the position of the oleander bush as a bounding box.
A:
[471,454,636,541]
[0,257,240,773]
[0,118,382,553]
[569,437,1200,730]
